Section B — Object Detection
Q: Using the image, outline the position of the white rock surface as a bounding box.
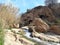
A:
[4,29,23,45]
[4,29,35,45]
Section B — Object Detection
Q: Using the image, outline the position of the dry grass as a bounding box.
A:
[0,4,19,28]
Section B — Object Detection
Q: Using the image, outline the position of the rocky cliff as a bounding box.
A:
[20,4,60,35]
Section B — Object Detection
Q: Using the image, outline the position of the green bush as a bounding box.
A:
[0,28,4,45]
[0,20,4,45]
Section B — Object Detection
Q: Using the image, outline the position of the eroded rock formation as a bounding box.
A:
[20,5,60,36]
[31,18,49,33]
[20,6,56,27]
[50,25,60,34]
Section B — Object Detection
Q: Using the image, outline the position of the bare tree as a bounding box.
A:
[45,0,58,6]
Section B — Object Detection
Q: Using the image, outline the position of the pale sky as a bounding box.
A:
[0,0,60,13]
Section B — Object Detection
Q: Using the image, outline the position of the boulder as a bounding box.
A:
[28,18,50,33]
[32,18,50,33]
[50,25,60,34]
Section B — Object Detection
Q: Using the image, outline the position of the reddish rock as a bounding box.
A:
[20,5,60,34]
[50,25,60,34]
[33,18,50,33]
[28,18,50,33]
[20,6,56,27]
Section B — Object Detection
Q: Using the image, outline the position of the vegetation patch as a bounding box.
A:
[0,23,4,45]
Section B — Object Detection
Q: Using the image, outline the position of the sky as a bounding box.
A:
[0,0,60,13]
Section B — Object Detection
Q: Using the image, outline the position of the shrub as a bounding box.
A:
[0,20,4,45]
[0,4,19,28]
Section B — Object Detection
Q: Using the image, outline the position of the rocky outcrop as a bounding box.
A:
[20,6,56,27]
[31,18,50,33]
[50,4,60,18]
[50,25,60,34]
[4,29,35,45]
[20,5,60,33]
[19,5,60,43]
[31,31,60,42]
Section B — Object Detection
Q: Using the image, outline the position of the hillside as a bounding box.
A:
[20,4,60,35]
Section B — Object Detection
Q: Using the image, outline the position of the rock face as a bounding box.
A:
[4,29,35,45]
[50,25,60,34]
[32,18,50,33]
[51,4,60,18]
[31,31,60,42]
[20,6,56,27]
[20,5,60,34]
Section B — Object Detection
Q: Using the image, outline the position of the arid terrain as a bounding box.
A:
[0,1,60,45]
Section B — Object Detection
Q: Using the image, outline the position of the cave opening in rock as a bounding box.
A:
[39,15,46,18]
[28,20,33,24]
